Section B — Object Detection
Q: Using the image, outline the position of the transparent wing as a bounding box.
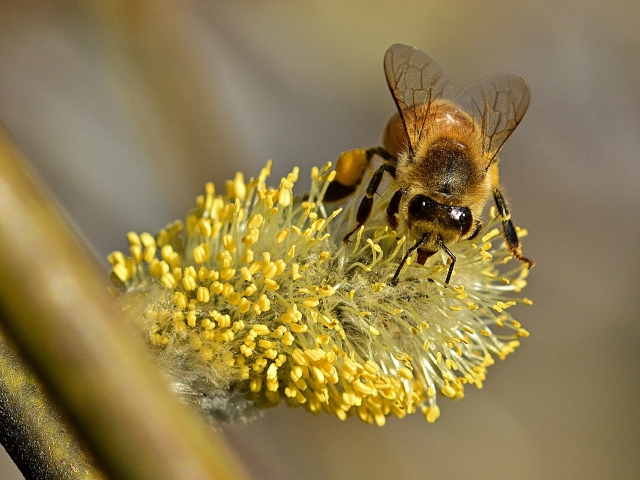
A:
[384,44,456,154]
[460,73,530,163]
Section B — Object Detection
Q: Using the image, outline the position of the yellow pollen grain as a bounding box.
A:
[129,245,142,263]
[353,380,373,396]
[423,340,430,350]
[252,324,270,336]
[218,251,232,267]
[239,267,253,282]
[248,261,263,276]
[198,219,212,238]
[220,283,234,298]
[263,262,278,279]
[303,298,320,308]
[441,385,456,398]
[143,246,157,264]
[258,339,275,349]
[197,286,210,303]
[174,292,188,309]
[274,259,286,275]
[258,294,270,312]
[424,405,440,423]
[186,311,196,328]
[108,251,125,265]
[218,314,231,328]
[317,251,331,267]
[291,263,302,281]
[243,249,254,264]
[182,275,196,291]
[237,298,251,313]
[290,323,308,333]
[363,360,379,376]
[292,349,308,366]
[481,241,493,251]
[278,187,292,207]
[247,214,263,229]
[201,318,214,330]
[449,305,462,311]
[481,251,493,261]
[222,234,237,252]
[311,219,325,231]
[289,365,302,383]
[140,232,155,248]
[318,285,335,296]
[369,326,380,336]
[242,229,260,246]
[250,377,262,393]
[264,279,279,290]
[127,232,141,247]
[276,228,290,244]
[481,229,500,242]
[220,268,236,280]
[112,264,129,282]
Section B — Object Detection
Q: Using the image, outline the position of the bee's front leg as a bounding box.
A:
[386,188,406,231]
[343,163,396,243]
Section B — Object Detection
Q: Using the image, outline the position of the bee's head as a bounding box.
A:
[407,194,474,243]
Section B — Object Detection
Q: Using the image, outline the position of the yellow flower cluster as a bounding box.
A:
[109,161,531,426]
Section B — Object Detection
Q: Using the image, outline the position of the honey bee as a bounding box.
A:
[328,43,534,283]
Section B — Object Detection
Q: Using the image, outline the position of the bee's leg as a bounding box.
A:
[325,147,395,202]
[386,188,406,231]
[343,163,396,242]
[392,234,430,282]
[492,186,534,268]
[440,243,456,284]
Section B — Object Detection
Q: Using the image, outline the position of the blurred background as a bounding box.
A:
[1,0,639,478]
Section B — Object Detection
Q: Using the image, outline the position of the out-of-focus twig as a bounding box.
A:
[0,325,107,479]
[0,125,250,479]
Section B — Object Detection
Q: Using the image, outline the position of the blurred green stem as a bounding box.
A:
[0,125,249,479]
[0,325,106,479]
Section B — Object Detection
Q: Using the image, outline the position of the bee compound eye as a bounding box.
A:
[448,206,473,234]
[407,195,436,222]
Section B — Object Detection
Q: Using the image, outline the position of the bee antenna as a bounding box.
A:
[440,243,456,284]
[392,234,429,283]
